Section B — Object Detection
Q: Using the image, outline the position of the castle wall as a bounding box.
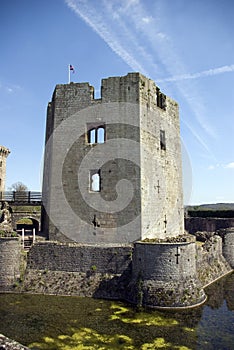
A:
[0,238,21,290]
[22,241,133,299]
[185,217,234,234]
[27,241,132,274]
[196,236,232,286]
[129,239,206,307]
[222,229,234,268]
[0,237,232,308]
[43,101,142,243]
[139,76,184,239]
[132,240,196,282]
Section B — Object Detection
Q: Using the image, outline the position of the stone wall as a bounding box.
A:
[196,236,232,287]
[129,239,206,308]
[185,217,234,234]
[11,209,41,232]
[1,237,233,308]
[222,229,234,268]
[22,241,133,300]
[139,77,184,240]
[0,238,21,290]
[42,73,184,243]
[0,334,29,350]
[27,241,132,274]
[22,238,209,308]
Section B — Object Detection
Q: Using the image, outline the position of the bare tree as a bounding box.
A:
[8,182,28,201]
[9,182,28,192]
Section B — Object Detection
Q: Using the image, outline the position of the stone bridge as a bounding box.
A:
[0,192,42,233]
[11,209,41,232]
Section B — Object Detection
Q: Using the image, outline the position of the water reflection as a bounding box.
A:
[0,272,233,349]
[205,272,234,311]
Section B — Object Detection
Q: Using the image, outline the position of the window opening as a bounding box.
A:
[90,170,101,192]
[87,124,106,144]
[156,88,166,110]
[97,127,105,143]
[175,247,180,264]
[160,130,166,150]
[0,161,2,167]
[89,129,96,144]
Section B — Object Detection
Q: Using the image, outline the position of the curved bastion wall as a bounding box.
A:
[130,240,206,308]
[0,237,21,290]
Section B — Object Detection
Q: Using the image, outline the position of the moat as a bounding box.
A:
[0,272,233,350]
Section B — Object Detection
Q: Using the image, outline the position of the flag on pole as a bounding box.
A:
[68,64,75,83]
[70,64,75,73]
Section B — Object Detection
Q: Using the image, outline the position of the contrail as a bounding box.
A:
[64,0,227,146]
[158,64,234,82]
[65,0,148,75]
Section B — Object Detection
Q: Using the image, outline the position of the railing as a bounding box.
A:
[17,228,36,250]
[0,191,42,203]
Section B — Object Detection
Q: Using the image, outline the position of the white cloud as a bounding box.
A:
[225,162,234,169]
[208,163,221,170]
[142,16,152,24]
[0,83,21,94]
[208,162,234,170]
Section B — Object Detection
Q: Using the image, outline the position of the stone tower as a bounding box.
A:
[0,146,10,193]
[42,73,184,243]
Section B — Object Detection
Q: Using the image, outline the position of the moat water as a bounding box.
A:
[0,272,233,350]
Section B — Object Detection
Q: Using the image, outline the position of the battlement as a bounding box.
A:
[50,72,172,110]
[0,146,10,157]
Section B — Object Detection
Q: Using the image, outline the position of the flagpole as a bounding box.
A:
[68,64,70,84]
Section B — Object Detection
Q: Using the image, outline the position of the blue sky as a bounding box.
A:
[0,0,233,205]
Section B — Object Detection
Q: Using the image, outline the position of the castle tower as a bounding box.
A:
[42,73,184,243]
[0,146,10,193]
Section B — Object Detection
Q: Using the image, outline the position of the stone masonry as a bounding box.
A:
[42,73,184,243]
[0,145,10,193]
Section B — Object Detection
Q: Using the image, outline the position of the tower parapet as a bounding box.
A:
[0,146,10,193]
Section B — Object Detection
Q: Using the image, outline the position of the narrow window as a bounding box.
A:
[97,127,105,143]
[160,130,166,150]
[156,88,166,110]
[0,161,2,167]
[90,170,101,192]
[89,128,96,144]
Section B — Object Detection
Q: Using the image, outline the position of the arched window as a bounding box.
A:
[90,170,101,192]
[89,128,96,144]
[87,124,106,144]
[97,127,105,143]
